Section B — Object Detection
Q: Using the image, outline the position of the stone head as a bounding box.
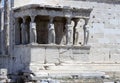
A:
[71,21,75,27]
[49,23,54,30]
[77,19,85,27]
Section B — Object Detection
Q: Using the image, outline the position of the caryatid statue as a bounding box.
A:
[84,25,89,45]
[48,23,55,44]
[66,20,75,45]
[21,23,28,44]
[74,19,85,45]
[30,22,37,43]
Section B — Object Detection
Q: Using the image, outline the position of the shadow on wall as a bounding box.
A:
[8,45,32,82]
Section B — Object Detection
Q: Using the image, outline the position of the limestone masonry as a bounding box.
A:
[0,0,120,82]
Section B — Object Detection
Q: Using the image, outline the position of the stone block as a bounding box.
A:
[109,19,120,25]
[72,48,90,54]
[46,47,59,63]
[73,54,89,62]
[59,48,73,62]
[89,53,105,62]
[89,38,99,44]
[94,33,104,38]
[92,23,104,33]
[98,38,110,44]
[104,23,115,29]
[31,47,45,64]
[110,54,120,62]
[29,63,45,72]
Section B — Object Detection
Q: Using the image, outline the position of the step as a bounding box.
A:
[30,62,120,71]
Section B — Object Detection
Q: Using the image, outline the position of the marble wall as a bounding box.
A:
[6,0,120,74]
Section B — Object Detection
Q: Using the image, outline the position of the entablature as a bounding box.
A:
[13,4,92,19]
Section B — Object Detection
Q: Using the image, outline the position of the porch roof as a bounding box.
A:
[13,4,92,19]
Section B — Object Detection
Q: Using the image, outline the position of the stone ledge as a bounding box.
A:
[0,55,9,57]
[34,71,106,78]
[14,44,91,49]
[60,61,120,64]
[29,62,120,72]
[13,4,92,12]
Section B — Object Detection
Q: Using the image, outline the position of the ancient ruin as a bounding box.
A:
[0,0,120,82]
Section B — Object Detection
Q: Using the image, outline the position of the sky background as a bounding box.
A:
[1,0,11,7]
[1,0,4,7]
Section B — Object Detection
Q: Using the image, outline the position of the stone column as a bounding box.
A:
[65,17,74,45]
[0,9,1,54]
[48,17,55,44]
[30,16,37,44]
[3,0,9,55]
[1,8,4,54]
[15,18,20,44]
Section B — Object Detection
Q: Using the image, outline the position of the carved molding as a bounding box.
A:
[13,4,93,19]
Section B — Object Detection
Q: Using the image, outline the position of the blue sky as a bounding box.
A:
[1,0,11,7]
[1,0,4,7]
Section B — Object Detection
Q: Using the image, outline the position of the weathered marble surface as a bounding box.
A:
[75,19,85,45]
[30,22,37,43]
[48,23,55,44]
[1,0,120,80]
[7,1,120,77]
